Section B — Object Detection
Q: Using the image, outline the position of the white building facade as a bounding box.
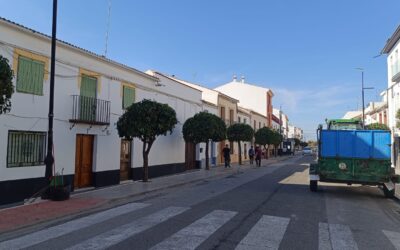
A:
[0,18,203,205]
[382,24,400,173]
[215,76,274,128]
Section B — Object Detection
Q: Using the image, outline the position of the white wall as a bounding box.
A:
[215,81,269,117]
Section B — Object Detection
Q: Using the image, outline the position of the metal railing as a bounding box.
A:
[7,131,46,167]
[70,95,110,125]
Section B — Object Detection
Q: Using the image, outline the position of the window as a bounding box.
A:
[244,118,247,124]
[7,131,46,167]
[122,85,135,109]
[16,56,45,95]
[238,117,241,123]
[259,122,261,128]
[254,120,256,130]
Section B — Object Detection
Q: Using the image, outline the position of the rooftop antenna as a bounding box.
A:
[104,0,112,57]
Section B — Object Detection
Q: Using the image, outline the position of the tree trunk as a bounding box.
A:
[238,141,242,165]
[142,140,154,182]
[142,142,149,182]
[264,145,269,159]
[205,141,210,170]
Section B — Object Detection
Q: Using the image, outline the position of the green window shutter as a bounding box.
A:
[123,86,135,109]
[16,56,45,95]
[80,75,97,98]
[79,75,97,121]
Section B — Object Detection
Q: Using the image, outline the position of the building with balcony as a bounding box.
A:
[0,18,203,205]
[382,24,400,172]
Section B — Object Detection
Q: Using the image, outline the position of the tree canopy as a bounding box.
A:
[254,127,273,150]
[270,130,283,147]
[117,99,177,181]
[366,122,390,131]
[0,55,13,115]
[227,123,254,164]
[182,112,226,169]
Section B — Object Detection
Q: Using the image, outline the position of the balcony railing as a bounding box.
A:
[69,95,110,125]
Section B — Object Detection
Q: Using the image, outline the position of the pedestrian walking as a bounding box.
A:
[248,146,255,164]
[255,146,262,167]
[222,144,231,168]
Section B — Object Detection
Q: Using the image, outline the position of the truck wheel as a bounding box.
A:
[310,180,318,192]
[383,185,395,198]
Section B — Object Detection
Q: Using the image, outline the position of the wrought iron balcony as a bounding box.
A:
[69,95,110,125]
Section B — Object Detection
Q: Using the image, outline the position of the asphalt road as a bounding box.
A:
[1,155,400,250]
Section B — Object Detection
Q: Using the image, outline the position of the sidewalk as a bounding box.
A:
[0,155,296,234]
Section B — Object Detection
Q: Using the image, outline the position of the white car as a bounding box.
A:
[302,147,312,155]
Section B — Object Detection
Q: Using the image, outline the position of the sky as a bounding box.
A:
[0,0,399,140]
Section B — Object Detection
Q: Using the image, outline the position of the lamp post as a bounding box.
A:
[356,68,374,129]
[45,0,58,181]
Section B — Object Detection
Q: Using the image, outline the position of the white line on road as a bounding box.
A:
[151,209,237,250]
[67,206,189,250]
[319,223,358,250]
[319,223,333,250]
[383,230,400,250]
[0,202,149,250]
[235,215,290,250]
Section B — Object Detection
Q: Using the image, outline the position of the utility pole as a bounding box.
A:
[45,0,58,180]
[356,68,374,129]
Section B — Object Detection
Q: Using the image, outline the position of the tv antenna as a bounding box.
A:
[104,0,112,57]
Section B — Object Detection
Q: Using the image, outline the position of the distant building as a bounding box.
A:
[215,76,274,127]
[342,111,362,120]
[364,91,388,126]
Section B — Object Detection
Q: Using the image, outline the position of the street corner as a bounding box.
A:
[0,196,107,234]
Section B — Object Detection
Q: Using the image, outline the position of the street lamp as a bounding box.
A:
[355,68,374,129]
[45,0,58,181]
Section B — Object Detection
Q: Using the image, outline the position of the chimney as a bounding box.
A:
[233,74,237,82]
[241,75,245,83]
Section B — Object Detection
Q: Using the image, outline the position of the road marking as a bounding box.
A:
[383,230,400,249]
[319,223,358,250]
[67,206,189,250]
[151,209,237,250]
[319,223,333,250]
[235,215,290,250]
[0,202,149,250]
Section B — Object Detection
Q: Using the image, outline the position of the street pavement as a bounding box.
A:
[1,155,400,250]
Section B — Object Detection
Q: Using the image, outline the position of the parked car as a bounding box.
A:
[302,147,312,155]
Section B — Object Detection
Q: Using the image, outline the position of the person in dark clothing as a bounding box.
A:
[222,144,231,168]
[248,146,255,164]
[255,146,262,167]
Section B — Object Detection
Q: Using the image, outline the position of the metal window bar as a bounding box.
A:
[7,131,47,168]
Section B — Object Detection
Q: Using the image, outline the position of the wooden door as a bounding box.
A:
[244,143,247,159]
[120,139,132,181]
[74,135,94,188]
[185,142,196,170]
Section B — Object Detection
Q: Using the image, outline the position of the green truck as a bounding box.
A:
[309,119,399,198]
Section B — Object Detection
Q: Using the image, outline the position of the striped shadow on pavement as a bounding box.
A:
[0,202,149,250]
[235,215,290,250]
[383,230,400,250]
[319,222,358,250]
[151,209,237,250]
[67,206,189,250]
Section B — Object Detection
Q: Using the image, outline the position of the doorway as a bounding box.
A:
[120,139,132,181]
[185,142,196,170]
[74,134,94,188]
